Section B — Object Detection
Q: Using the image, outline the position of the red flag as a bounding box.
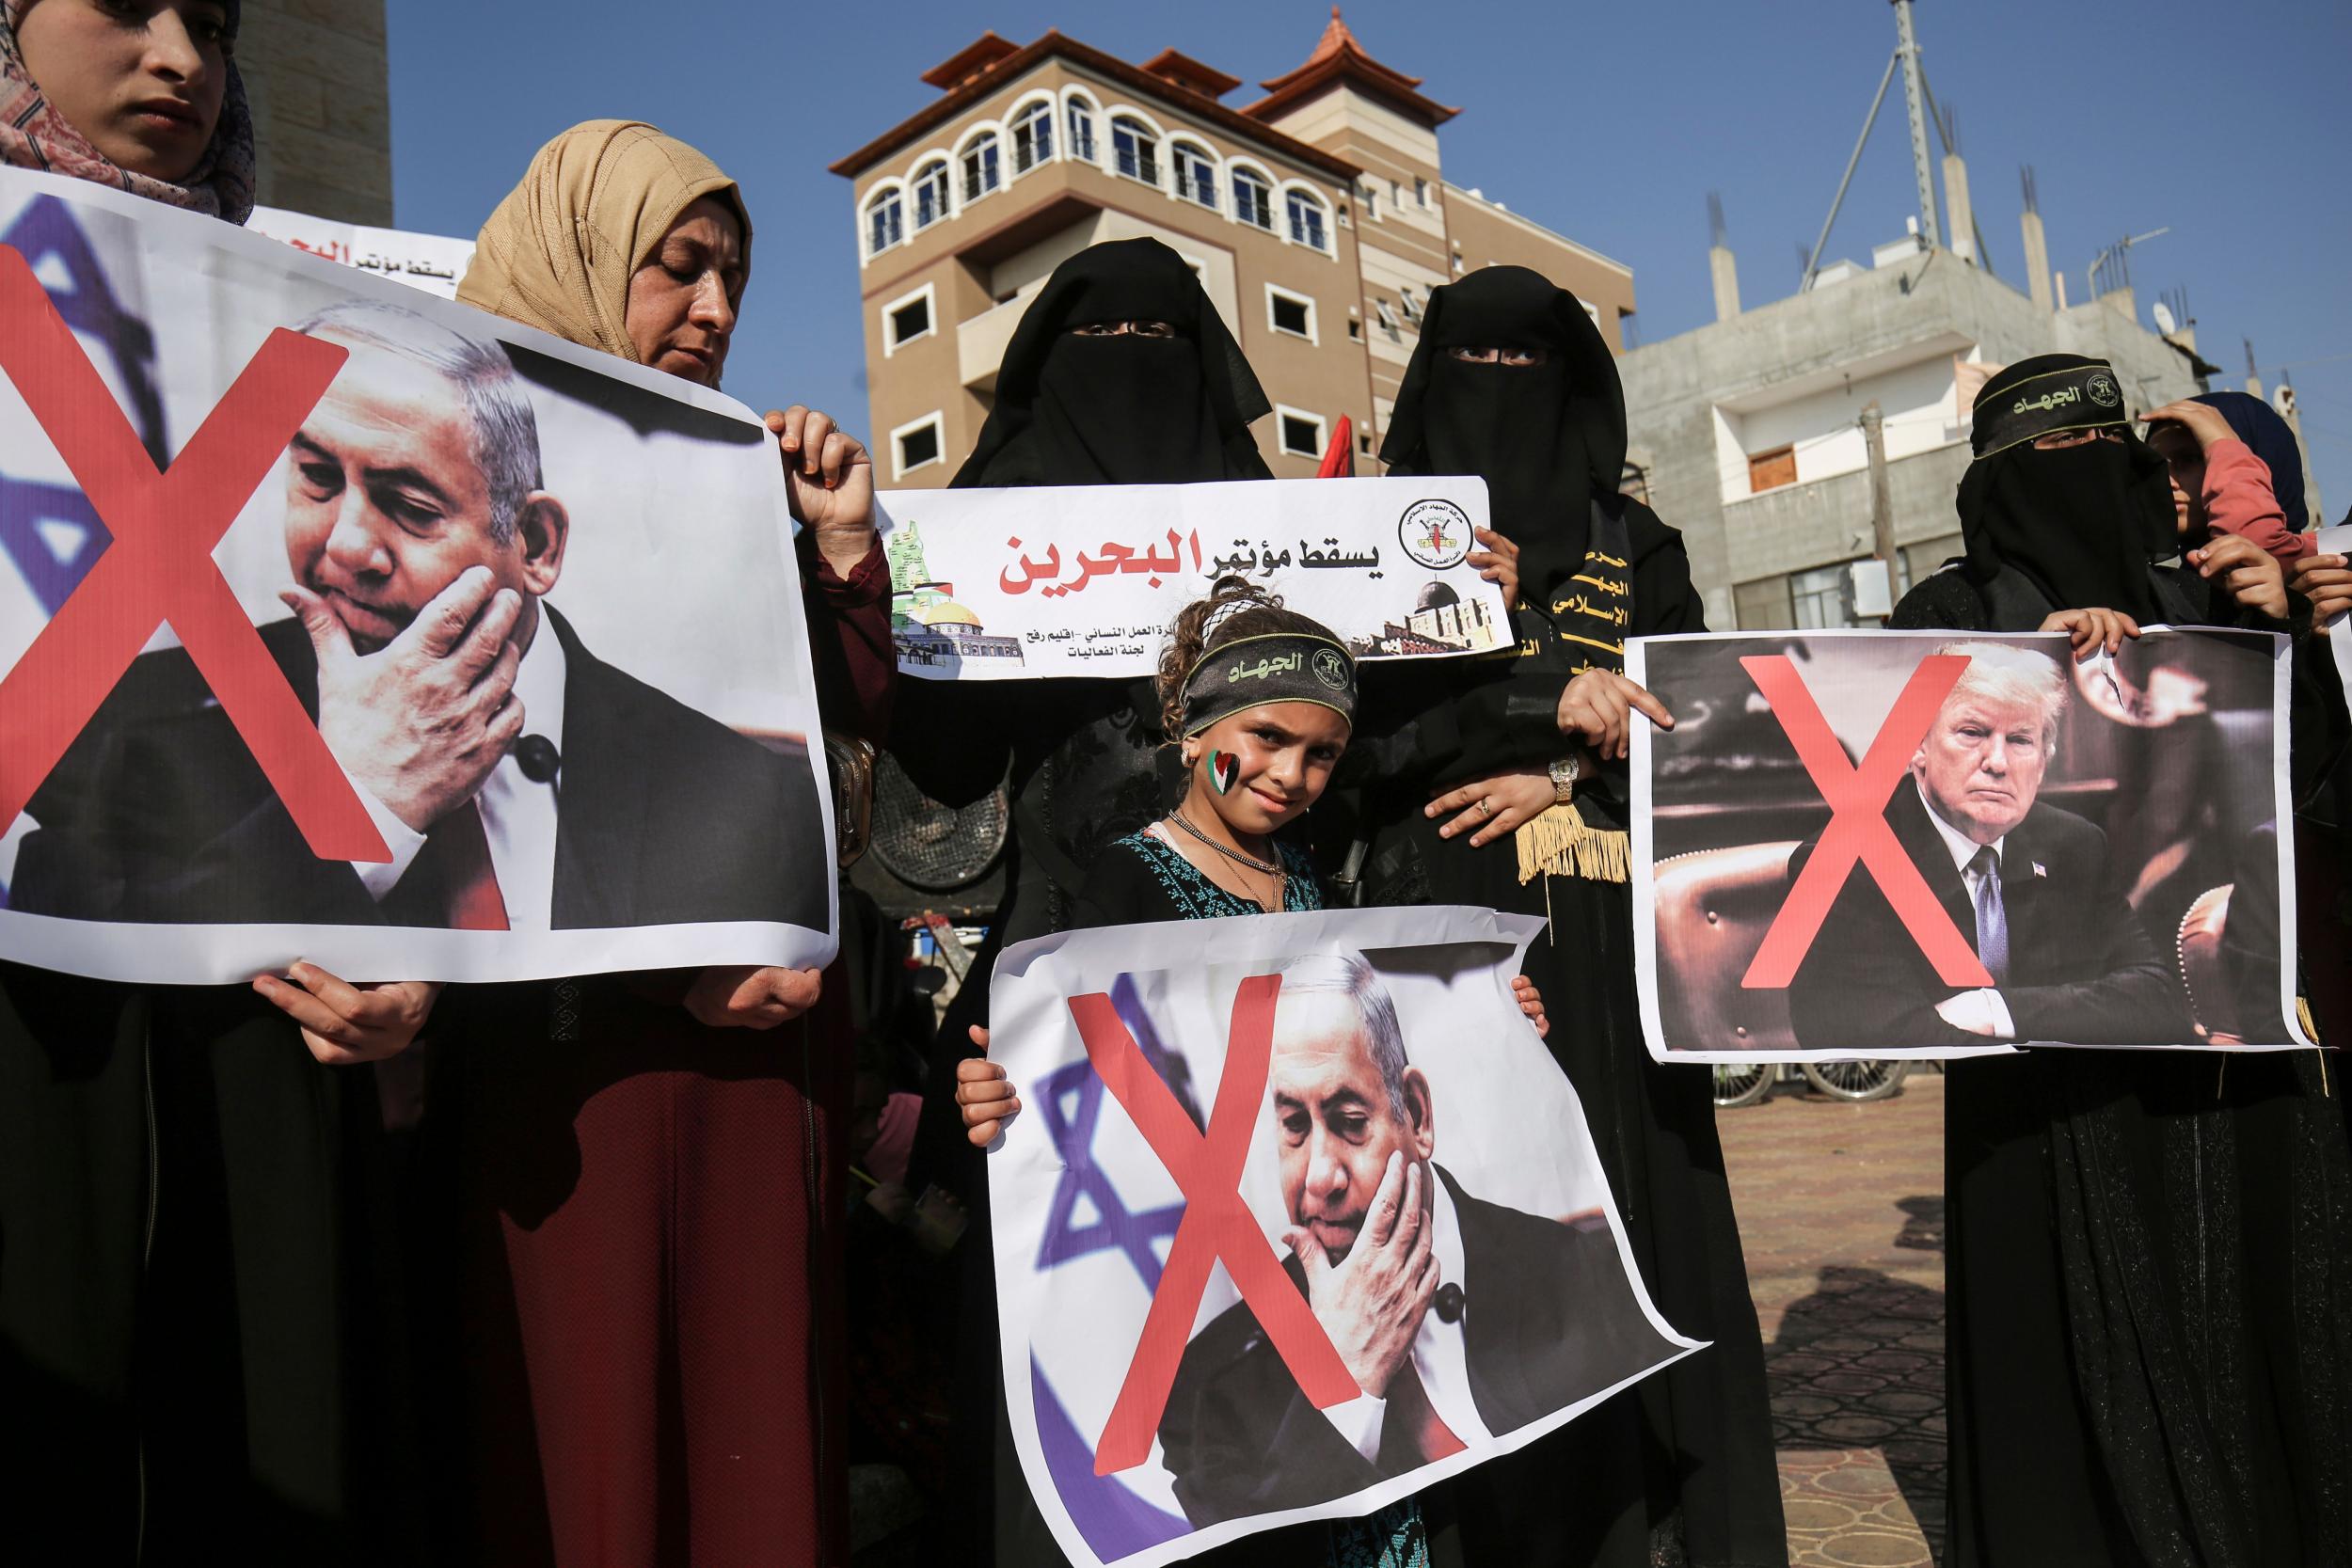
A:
[1315,414,1355,478]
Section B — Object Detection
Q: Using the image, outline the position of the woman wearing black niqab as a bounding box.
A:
[1895,355,2352,1568]
[1338,266,1787,1568]
[892,238,1304,1565]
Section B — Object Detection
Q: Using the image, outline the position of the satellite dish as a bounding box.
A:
[2152,300,2177,335]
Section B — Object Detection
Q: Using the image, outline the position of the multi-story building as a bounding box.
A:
[237,0,393,225]
[831,11,1636,484]
[1620,213,2210,630]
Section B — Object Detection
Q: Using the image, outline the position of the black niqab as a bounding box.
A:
[1378,265,1624,603]
[952,237,1271,487]
[1957,355,2179,620]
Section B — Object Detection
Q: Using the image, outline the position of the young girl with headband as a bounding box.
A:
[954,578,1546,1566]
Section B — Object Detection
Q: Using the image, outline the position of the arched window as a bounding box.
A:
[1171,142,1216,210]
[1066,98,1097,162]
[865,188,903,256]
[1231,167,1273,230]
[1111,116,1159,185]
[1285,189,1329,252]
[961,133,1001,202]
[1010,100,1054,174]
[911,160,950,230]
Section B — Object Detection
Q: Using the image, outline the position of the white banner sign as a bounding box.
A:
[246,204,476,301]
[987,905,1697,1568]
[877,477,1507,679]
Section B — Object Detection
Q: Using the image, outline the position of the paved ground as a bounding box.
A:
[1718,1068,1948,1568]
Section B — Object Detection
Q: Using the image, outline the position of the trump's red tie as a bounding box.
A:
[436,802,510,931]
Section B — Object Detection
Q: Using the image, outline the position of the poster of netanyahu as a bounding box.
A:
[983,904,1697,1568]
[0,168,835,983]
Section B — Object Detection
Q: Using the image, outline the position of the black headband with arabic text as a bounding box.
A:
[1180,632,1359,737]
[1971,360,2131,460]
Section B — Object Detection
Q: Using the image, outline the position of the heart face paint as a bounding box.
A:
[1205,750,1239,795]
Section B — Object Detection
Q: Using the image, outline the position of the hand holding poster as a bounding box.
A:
[1629,627,2311,1059]
[0,169,835,983]
[877,478,1508,679]
[987,906,1697,1568]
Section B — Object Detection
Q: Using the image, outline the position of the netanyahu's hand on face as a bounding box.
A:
[1286,1152,1440,1399]
[282,564,527,832]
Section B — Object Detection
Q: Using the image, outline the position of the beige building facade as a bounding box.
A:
[833,12,1636,485]
[236,0,393,225]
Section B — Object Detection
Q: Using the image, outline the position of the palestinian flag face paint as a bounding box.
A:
[1205,750,1239,795]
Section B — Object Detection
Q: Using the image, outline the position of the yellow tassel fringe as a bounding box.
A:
[1515,801,1629,886]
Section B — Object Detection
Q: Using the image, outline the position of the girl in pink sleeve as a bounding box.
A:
[2141,391,2313,566]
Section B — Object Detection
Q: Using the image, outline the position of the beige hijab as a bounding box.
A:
[458,119,751,372]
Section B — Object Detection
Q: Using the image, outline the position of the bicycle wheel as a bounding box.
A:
[1713,1061,1774,1109]
[1801,1058,1912,1101]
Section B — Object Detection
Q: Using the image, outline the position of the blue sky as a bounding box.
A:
[389,0,2352,515]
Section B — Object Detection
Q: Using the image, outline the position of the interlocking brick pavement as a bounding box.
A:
[1718,1068,1948,1568]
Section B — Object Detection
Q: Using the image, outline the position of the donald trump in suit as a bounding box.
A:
[1787,642,2190,1049]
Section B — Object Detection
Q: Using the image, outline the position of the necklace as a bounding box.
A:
[1168,808,1281,874]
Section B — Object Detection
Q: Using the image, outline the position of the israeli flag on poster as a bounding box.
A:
[0,189,163,906]
[986,906,1700,1568]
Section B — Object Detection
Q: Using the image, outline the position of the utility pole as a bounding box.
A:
[1861,401,1899,621]
[1891,0,1942,249]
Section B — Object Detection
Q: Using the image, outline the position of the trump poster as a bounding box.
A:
[0,168,836,984]
[986,905,1698,1568]
[1629,627,2312,1060]
[875,478,1511,680]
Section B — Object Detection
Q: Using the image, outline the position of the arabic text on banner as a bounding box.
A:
[878,477,1507,680]
[1627,627,2310,1061]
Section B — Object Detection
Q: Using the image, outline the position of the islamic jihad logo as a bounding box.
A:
[1399,498,1472,570]
[2085,370,2122,408]
[1311,648,1349,690]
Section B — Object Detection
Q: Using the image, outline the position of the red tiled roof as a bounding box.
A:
[831,30,1360,182]
[1140,47,1242,101]
[1243,7,1458,129]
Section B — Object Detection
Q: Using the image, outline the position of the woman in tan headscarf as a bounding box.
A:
[426,119,890,1568]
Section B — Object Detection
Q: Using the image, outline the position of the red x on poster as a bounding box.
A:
[1739,652,1994,990]
[1070,975,1359,1476]
[0,245,388,862]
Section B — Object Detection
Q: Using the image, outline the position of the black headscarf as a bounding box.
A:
[952,237,1271,487]
[1956,355,2178,620]
[2194,389,2308,533]
[1378,265,1624,605]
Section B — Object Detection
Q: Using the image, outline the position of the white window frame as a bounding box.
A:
[1415,176,1429,207]
[1397,285,1422,325]
[1263,283,1318,344]
[1280,183,1334,255]
[1274,404,1328,460]
[882,281,937,356]
[1061,88,1102,165]
[1229,162,1276,230]
[1168,137,1219,211]
[1008,94,1056,177]
[910,157,951,230]
[1109,111,1163,188]
[890,410,946,481]
[1373,298,1400,333]
[861,181,905,260]
[956,125,1004,204]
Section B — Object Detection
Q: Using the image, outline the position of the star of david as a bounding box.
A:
[1034,976,1199,1291]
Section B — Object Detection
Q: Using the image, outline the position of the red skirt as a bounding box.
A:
[426,973,850,1567]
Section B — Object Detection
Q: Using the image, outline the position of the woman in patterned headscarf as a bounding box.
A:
[428,119,893,1568]
[1,5,435,1563]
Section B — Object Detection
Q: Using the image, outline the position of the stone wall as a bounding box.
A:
[237,0,392,224]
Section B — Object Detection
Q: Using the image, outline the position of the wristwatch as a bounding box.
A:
[1548,753,1580,804]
